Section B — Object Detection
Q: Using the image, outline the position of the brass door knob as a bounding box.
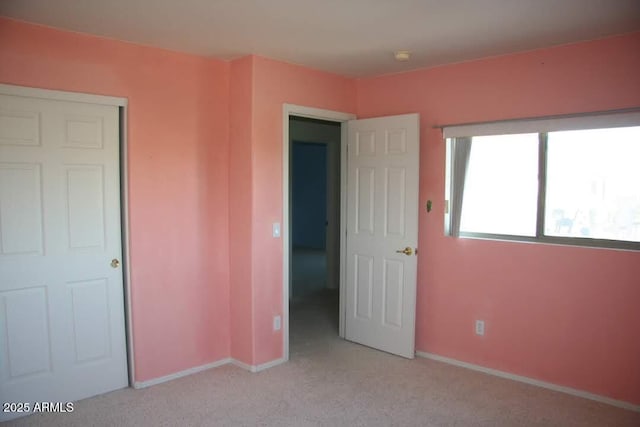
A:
[395,247,413,256]
[111,258,120,268]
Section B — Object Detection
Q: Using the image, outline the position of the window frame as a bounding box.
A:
[444,110,640,252]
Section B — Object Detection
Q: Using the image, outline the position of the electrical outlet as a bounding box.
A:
[475,320,485,336]
[273,315,281,331]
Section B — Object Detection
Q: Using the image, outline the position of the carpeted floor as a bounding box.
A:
[7,289,639,427]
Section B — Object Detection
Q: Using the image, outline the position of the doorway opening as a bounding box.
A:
[282,105,355,361]
[289,116,341,357]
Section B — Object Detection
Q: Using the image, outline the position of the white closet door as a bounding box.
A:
[0,93,127,421]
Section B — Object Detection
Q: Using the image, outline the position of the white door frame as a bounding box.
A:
[282,104,356,361]
[0,83,135,385]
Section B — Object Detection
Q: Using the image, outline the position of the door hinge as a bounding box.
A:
[415,248,418,255]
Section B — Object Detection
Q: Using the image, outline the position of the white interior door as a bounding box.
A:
[0,93,128,421]
[345,113,419,359]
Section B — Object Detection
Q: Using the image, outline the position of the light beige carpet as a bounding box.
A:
[8,290,639,427]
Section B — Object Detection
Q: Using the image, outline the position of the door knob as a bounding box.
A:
[111,258,120,268]
[395,247,413,256]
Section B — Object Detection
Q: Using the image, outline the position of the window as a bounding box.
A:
[460,133,539,236]
[545,127,640,242]
[444,111,640,250]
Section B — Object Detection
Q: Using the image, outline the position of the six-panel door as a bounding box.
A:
[345,113,419,359]
[0,94,127,421]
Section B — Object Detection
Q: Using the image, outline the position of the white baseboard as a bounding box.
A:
[416,352,640,413]
[230,359,253,372]
[253,357,286,372]
[231,357,286,373]
[133,356,287,388]
[133,358,232,389]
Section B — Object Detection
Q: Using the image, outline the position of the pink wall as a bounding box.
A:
[0,18,231,382]
[356,32,640,404]
[228,56,255,364]
[248,56,356,364]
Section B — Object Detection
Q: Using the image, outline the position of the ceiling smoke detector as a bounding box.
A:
[394,50,411,61]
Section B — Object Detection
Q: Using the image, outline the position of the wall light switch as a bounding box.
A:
[273,315,281,331]
[272,223,281,238]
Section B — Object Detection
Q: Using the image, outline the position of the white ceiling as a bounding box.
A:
[1,0,639,77]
